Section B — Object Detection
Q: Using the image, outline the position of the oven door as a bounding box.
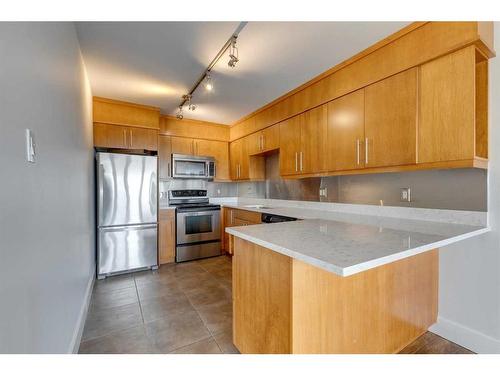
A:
[172,155,208,179]
[176,208,221,244]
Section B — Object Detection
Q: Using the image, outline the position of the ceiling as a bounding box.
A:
[76,22,410,125]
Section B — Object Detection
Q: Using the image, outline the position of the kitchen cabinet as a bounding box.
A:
[94,123,158,151]
[171,136,195,154]
[222,207,262,254]
[327,90,365,171]
[230,138,251,180]
[419,46,483,163]
[194,139,230,181]
[158,209,175,265]
[364,68,417,168]
[279,104,327,176]
[247,124,280,155]
[158,135,172,180]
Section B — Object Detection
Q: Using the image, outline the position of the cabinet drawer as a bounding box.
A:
[233,209,262,224]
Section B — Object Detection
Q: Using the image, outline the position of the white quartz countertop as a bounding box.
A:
[222,200,489,277]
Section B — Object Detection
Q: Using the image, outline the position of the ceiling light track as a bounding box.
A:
[176,21,248,119]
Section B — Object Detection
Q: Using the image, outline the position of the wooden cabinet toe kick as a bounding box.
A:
[232,237,438,354]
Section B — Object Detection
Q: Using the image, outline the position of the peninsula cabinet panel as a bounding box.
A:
[291,250,438,354]
[279,116,302,175]
[171,136,194,155]
[301,104,328,174]
[419,46,476,163]
[364,68,417,168]
[326,90,365,171]
[233,238,291,354]
[195,139,230,181]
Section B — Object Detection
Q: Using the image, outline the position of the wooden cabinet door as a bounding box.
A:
[195,139,230,181]
[129,127,158,151]
[239,137,250,180]
[327,90,365,171]
[158,210,175,264]
[301,104,328,174]
[93,123,128,149]
[247,131,263,155]
[419,47,476,163]
[279,117,302,175]
[262,124,280,152]
[364,68,417,168]
[171,136,194,155]
[158,135,172,180]
[230,140,241,180]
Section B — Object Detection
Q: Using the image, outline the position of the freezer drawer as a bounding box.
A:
[98,224,158,277]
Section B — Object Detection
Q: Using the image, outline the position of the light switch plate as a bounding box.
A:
[400,187,411,202]
[319,187,328,198]
[25,129,36,163]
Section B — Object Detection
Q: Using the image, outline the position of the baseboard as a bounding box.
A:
[68,270,95,354]
[430,316,500,354]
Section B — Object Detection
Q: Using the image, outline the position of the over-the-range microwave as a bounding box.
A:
[171,153,216,180]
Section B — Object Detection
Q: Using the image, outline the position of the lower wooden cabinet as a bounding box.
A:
[222,208,262,254]
[158,209,175,265]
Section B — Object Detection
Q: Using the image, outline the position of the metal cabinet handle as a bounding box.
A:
[167,162,171,177]
[129,130,133,148]
[231,210,234,224]
[123,130,127,147]
[295,152,298,172]
[356,139,360,165]
[300,151,303,171]
[365,137,369,165]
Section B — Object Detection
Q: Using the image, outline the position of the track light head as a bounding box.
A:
[228,37,239,68]
[176,106,184,120]
[205,73,213,91]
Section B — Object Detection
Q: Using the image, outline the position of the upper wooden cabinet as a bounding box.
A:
[247,124,280,155]
[419,46,486,164]
[279,105,327,176]
[171,136,195,154]
[195,139,230,181]
[158,135,172,180]
[230,138,248,180]
[279,116,302,175]
[93,97,160,129]
[94,123,158,151]
[327,90,365,171]
[364,68,417,168]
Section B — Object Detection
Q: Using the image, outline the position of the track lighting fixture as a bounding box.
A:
[176,106,183,120]
[228,37,239,68]
[205,72,213,91]
[175,22,247,119]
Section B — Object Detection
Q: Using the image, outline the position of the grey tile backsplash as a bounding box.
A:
[160,153,487,211]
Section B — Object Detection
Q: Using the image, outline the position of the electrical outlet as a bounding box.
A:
[400,187,411,202]
[319,187,328,198]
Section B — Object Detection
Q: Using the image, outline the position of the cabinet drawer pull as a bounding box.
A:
[356,139,360,165]
[300,151,303,171]
[365,137,369,164]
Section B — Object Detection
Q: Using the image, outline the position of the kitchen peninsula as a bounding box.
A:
[224,200,488,353]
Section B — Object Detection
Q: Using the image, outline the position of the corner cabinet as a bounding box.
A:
[419,46,487,164]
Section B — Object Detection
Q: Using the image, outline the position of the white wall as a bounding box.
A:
[0,23,94,353]
[429,23,500,353]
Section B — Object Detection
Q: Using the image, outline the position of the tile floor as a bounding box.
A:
[79,255,238,354]
[79,255,473,355]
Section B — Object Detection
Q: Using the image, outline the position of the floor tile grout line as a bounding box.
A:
[80,321,145,344]
[134,276,146,324]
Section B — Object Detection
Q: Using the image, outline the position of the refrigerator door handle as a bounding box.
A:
[99,223,158,231]
[98,163,105,226]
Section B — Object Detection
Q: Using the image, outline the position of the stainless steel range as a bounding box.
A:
[168,189,221,262]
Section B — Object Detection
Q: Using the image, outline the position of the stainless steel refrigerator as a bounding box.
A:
[96,152,158,279]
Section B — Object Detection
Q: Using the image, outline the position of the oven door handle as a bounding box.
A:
[177,208,221,214]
